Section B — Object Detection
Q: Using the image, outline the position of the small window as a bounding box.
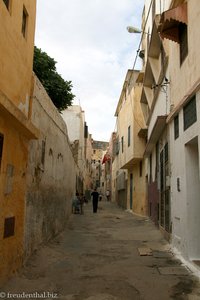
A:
[174,115,179,139]
[3,0,9,9]
[93,150,96,154]
[22,6,28,38]
[41,140,46,166]
[152,0,156,24]
[0,134,4,171]
[121,136,124,153]
[183,95,197,131]
[164,143,168,163]
[4,216,15,238]
[128,126,131,147]
[139,161,142,177]
[179,23,188,65]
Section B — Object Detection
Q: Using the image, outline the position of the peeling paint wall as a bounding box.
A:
[24,76,77,259]
[0,0,37,285]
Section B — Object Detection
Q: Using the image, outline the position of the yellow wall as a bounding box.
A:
[127,162,148,216]
[0,116,29,284]
[0,0,36,116]
[113,70,147,214]
[0,0,36,285]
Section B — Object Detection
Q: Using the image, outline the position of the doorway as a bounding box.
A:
[185,137,200,260]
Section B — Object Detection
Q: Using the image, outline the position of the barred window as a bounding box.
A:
[174,115,179,140]
[183,96,197,131]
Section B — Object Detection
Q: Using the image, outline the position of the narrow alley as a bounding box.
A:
[2,200,200,300]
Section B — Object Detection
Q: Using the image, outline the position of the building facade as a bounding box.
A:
[140,0,200,267]
[62,105,87,193]
[159,0,200,264]
[91,140,108,191]
[140,0,171,236]
[113,70,147,215]
[0,0,39,284]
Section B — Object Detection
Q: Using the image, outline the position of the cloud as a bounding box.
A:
[35,0,144,141]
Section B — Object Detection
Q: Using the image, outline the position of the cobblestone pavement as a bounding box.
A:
[2,201,200,300]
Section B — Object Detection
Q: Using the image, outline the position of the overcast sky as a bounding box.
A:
[35,1,144,141]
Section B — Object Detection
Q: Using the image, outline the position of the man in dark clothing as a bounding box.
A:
[91,188,99,213]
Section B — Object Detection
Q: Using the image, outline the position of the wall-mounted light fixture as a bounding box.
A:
[127,26,150,35]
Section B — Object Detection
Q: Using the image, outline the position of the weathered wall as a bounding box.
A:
[0,0,37,285]
[24,76,77,259]
[169,0,200,109]
[0,0,36,116]
[170,90,200,260]
[62,106,86,191]
[0,108,29,284]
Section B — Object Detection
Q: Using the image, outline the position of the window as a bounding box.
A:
[174,115,179,139]
[152,0,156,24]
[139,161,142,177]
[41,140,46,166]
[128,126,131,147]
[164,143,168,163]
[4,216,15,238]
[3,0,9,9]
[183,95,197,131]
[4,164,14,195]
[121,136,124,153]
[93,150,96,154]
[0,134,4,171]
[22,6,28,38]
[179,23,188,65]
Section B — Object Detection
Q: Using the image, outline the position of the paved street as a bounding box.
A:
[2,201,200,300]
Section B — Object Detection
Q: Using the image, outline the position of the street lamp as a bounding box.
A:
[127,26,150,35]
[127,26,142,33]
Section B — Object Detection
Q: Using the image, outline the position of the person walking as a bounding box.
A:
[91,188,99,213]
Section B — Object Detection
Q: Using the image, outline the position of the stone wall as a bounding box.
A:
[24,75,77,259]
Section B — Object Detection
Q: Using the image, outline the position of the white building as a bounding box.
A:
[62,105,87,192]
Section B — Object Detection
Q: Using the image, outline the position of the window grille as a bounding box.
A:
[183,95,197,131]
